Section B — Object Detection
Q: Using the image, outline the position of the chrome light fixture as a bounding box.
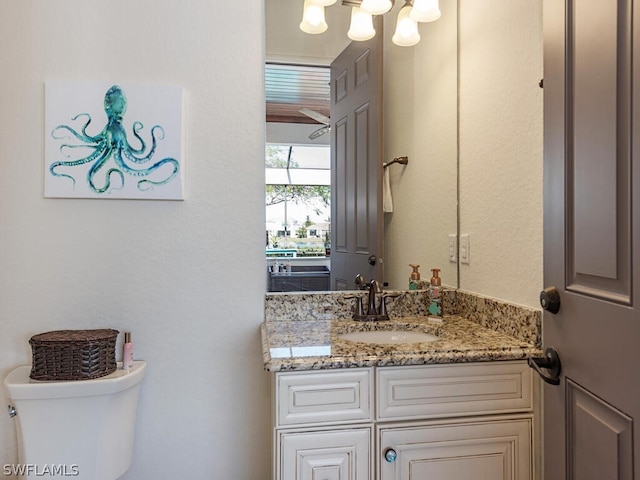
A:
[299,0,442,47]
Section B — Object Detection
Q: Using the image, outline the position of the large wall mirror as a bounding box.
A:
[265,0,458,292]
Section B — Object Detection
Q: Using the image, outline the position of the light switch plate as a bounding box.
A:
[448,234,457,262]
[460,234,470,264]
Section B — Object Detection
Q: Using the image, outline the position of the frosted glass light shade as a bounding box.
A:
[361,0,393,15]
[347,7,375,41]
[392,4,420,46]
[300,0,328,34]
[312,0,338,5]
[410,0,441,22]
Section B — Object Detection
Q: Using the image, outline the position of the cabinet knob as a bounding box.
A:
[384,448,397,463]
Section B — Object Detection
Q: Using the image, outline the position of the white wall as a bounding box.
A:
[0,1,270,479]
[458,0,544,307]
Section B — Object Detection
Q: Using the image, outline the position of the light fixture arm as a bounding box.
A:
[342,0,396,7]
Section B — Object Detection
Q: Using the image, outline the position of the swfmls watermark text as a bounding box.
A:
[3,464,79,477]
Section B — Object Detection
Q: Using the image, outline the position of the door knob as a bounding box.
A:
[528,347,562,385]
[540,286,561,314]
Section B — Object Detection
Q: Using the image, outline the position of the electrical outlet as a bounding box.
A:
[448,234,457,262]
[460,234,470,264]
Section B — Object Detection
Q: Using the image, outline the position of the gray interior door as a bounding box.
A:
[541,0,640,478]
[330,20,383,290]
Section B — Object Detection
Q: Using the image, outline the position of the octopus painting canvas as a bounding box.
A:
[45,80,184,199]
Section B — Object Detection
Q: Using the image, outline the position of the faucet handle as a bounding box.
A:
[381,292,401,300]
[344,294,364,318]
[379,292,401,317]
[378,297,389,317]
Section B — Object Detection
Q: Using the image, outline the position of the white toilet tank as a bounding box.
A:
[4,360,146,480]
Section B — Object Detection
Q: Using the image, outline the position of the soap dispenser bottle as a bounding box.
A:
[409,264,423,290]
[428,268,442,318]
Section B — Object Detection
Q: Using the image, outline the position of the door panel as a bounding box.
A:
[566,0,632,302]
[566,380,633,480]
[334,117,349,256]
[355,102,373,254]
[542,0,640,478]
[571,0,622,280]
[330,20,383,290]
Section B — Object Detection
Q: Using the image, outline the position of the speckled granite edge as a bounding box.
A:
[453,290,541,347]
[264,289,541,347]
[261,315,541,372]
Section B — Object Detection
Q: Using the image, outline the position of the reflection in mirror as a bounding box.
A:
[266,144,331,292]
[265,0,458,292]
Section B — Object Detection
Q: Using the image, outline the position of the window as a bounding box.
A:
[265,144,330,257]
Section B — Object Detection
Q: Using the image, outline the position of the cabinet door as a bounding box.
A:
[279,427,372,480]
[379,417,532,480]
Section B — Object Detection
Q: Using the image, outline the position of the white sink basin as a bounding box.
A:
[339,330,439,344]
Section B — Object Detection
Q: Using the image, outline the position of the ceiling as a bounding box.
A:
[265,63,330,124]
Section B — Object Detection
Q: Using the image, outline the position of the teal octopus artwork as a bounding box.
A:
[49,85,180,194]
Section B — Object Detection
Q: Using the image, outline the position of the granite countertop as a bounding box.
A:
[261,315,542,372]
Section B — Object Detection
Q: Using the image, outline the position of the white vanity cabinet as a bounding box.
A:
[376,362,533,480]
[272,361,534,480]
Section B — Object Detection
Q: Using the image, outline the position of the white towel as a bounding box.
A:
[383,166,393,213]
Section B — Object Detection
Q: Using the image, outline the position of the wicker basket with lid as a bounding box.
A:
[29,329,119,381]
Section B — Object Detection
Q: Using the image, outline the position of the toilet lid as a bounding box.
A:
[4,360,146,400]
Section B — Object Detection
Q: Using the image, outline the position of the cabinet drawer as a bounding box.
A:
[377,361,532,421]
[275,368,373,427]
